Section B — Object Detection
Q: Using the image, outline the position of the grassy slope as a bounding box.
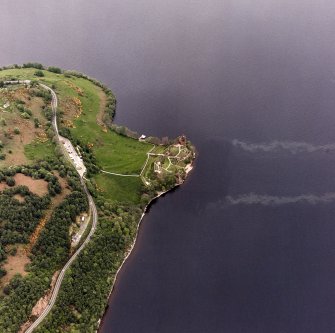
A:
[0,82,55,166]
[65,77,151,175]
[0,68,150,203]
[24,141,55,161]
[0,69,59,166]
[95,173,142,204]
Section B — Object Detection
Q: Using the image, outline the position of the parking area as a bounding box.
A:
[59,135,86,177]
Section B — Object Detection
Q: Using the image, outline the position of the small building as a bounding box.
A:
[178,135,187,145]
[139,134,146,141]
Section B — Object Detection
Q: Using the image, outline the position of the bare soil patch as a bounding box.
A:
[0,174,48,196]
[0,86,48,167]
[0,87,46,166]
[14,173,49,196]
[13,194,25,203]
[1,246,30,285]
[0,118,35,166]
[0,183,8,191]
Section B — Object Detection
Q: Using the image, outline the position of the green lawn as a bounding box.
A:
[0,68,39,79]
[94,132,152,174]
[24,140,55,162]
[94,173,142,204]
[65,78,151,174]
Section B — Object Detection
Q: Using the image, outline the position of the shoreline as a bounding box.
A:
[0,66,197,332]
[97,160,195,332]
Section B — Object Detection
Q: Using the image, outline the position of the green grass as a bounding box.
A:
[24,140,55,162]
[0,68,38,79]
[94,173,142,203]
[94,132,152,174]
[64,78,151,174]
[0,67,152,191]
[142,156,155,179]
[152,145,166,154]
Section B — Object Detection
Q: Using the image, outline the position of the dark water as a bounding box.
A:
[2,1,335,332]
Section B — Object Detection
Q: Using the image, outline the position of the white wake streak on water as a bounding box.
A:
[225,192,335,206]
[232,139,335,154]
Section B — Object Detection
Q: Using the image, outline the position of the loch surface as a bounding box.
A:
[2,1,335,332]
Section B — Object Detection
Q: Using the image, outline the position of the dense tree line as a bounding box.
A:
[0,188,88,333]
[22,63,44,70]
[0,274,50,331]
[0,163,65,250]
[0,186,49,247]
[0,62,60,75]
[0,160,88,333]
[35,203,141,333]
[31,190,88,272]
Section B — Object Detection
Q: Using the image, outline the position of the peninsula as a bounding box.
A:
[0,64,195,332]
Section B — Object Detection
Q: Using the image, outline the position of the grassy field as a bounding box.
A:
[94,173,142,204]
[24,140,55,162]
[0,67,152,202]
[66,78,152,174]
[94,132,152,174]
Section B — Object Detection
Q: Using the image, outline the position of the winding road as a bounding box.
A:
[25,84,98,332]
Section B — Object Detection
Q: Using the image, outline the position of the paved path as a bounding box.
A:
[139,146,155,176]
[25,84,98,333]
[101,170,139,177]
[100,145,155,178]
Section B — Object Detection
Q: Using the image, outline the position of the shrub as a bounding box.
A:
[34,70,44,77]
[6,177,15,186]
[47,66,62,74]
[22,63,44,69]
[34,118,40,128]
[20,112,30,119]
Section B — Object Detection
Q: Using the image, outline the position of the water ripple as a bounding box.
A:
[208,192,335,208]
[232,139,335,154]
